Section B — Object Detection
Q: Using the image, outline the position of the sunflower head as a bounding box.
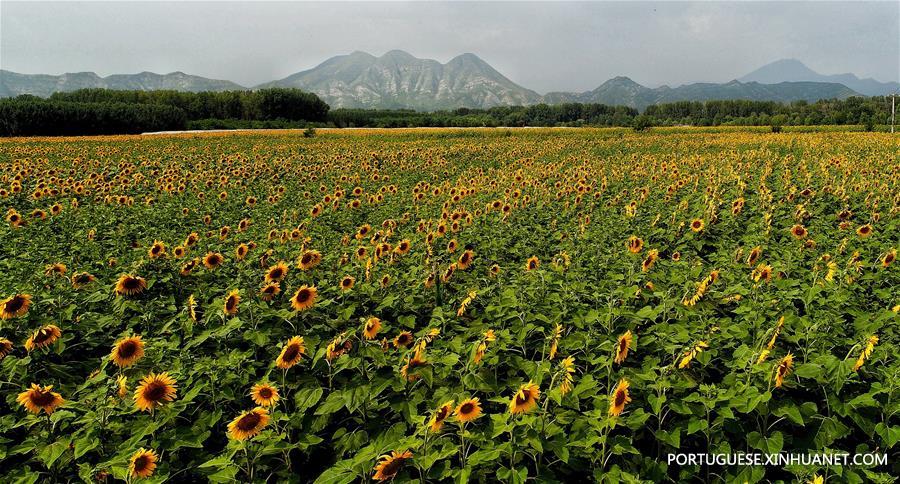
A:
[1,294,32,319]
[428,400,455,432]
[228,407,270,440]
[609,378,632,417]
[71,272,96,289]
[363,317,382,340]
[129,448,158,479]
[223,290,240,316]
[134,372,177,412]
[290,285,317,312]
[250,383,280,406]
[25,324,62,352]
[265,261,289,283]
[790,224,808,239]
[509,382,540,414]
[203,252,224,269]
[454,398,482,423]
[615,330,633,364]
[525,256,540,271]
[17,383,65,415]
[0,338,13,360]
[148,240,166,259]
[340,275,356,291]
[110,335,145,368]
[115,274,147,296]
[372,450,413,481]
[275,336,305,369]
[259,281,281,301]
[394,331,414,349]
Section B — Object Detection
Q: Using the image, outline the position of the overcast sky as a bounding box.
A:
[2,1,898,92]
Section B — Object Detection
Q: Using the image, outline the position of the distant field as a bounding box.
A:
[0,129,897,482]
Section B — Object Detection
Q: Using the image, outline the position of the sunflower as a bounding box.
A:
[24,324,62,352]
[110,335,145,368]
[116,374,129,398]
[202,252,224,269]
[235,243,249,261]
[856,224,873,237]
[454,398,482,422]
[44,263,67,277]
[148,240,166,259]
[853,335,879,371]
[615,330,633,364]
[115,274,146,296]
[457,250,475,270]
[290,285,317,311]
[489,264,501,276]
[250,383,280,406]
[394,239,412,256]
[690,219,704,232]
[1,294,32,319]
[179,259,198,276]
[883,249,896,268]
[0,337,13,360]
[327,334,353,361]
[525,256,540,271]
[372,450,413,481]
[790,224,808,239]
[363,317,382,340]
[627,236,644,254]
[400,351,427,381]
[223,290,240,316]
[265,261,289,283]
[394,331,414,348]
[774,353,794,388]
[509,382,540,415]
[71,272,96,289]
[134,372,177,412]
[228,407,270,440]
[17,383,64,415]
[259,281,281,301]
[275,336,305,369]
[747,246,762,266]
[129,448,158,479]
[186,294,198,321]
[428,400,454,432]
[609,378,632,417]
[298,250,322,270]
[340,275,356,291]
[172,245,186,258]
[752,263,773,283]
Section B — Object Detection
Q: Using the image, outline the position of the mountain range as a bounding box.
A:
[739,59,899,97]
[1,52,893,110]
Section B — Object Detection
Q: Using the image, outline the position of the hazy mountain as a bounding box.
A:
[739,59,899,96]
[0,54,869,110]
[543,77,858,110]
[258,50,542,110]
[0,70,245,98]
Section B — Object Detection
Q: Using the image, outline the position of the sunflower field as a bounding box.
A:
[0,127,898,483]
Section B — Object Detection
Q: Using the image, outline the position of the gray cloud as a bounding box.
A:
[2,1,897,93]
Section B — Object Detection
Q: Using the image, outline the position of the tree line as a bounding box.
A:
[0,88,329,136]
[0,89,894,136]
[333,98,894,129]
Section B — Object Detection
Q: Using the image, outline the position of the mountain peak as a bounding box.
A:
[263,50,540,110]
[380,50,416,61]
[740,59,898,95]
